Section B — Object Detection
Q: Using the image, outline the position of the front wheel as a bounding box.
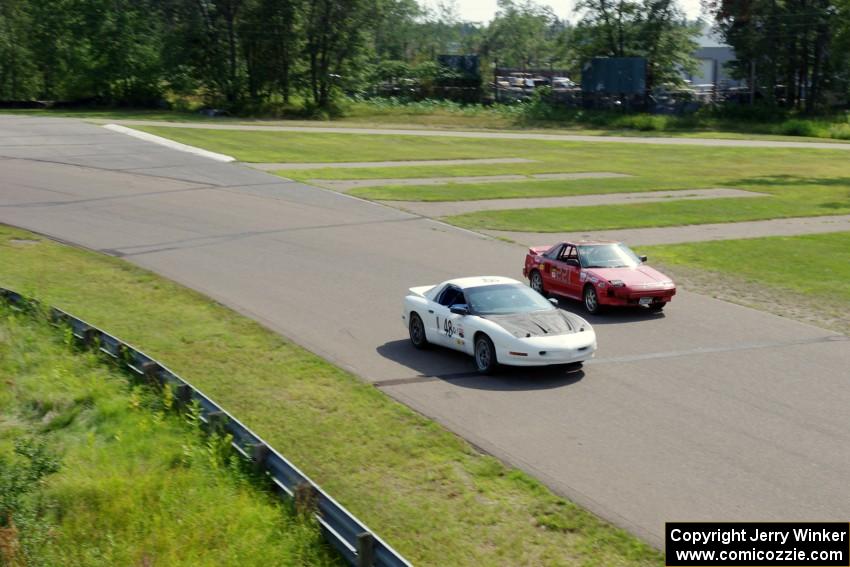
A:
[474,334,498,375]
[408,312,429,349]
[583,285,602,314]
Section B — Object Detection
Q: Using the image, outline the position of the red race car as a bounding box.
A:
[523,240,676,314]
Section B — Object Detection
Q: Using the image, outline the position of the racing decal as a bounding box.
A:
[455,338,465,346]
[551,267,569,281]
[457,325,464,338]
[580,271,587,281]
[443,318,456,337]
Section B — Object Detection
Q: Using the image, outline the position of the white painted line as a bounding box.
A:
[102,124,236,162]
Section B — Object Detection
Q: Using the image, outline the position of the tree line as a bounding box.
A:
[0,0,847,111]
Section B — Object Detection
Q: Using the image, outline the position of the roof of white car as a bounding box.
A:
[441,276,521,289]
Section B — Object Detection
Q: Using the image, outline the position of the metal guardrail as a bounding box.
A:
[0,287,412,567]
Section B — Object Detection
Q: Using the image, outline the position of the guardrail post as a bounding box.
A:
[206,410,227,434]
[142,361,162,387]
[294,482,318,515]
[356,532,375,567]
[249,442,269,472]
[82,327,99,348]
[174,383,193,408]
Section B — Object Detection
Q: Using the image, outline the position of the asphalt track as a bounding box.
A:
[2,116,849,548]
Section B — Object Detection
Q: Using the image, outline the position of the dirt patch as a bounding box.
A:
[659,262,850,336]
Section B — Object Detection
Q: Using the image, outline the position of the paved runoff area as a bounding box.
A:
[379,188,765,218]
[312,171,631,192]
[486,214,850,247]
[2,116,850,549]
[249,157,537,170]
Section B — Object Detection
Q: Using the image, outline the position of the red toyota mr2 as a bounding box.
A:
[523,241,676,314]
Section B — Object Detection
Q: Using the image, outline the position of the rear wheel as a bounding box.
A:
[408,312,429,349]
[529,270,546,296]
[583,285,602,314]
[474,334,498,375]
[649,302,665,312]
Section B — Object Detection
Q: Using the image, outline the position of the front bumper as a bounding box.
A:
[498,334,597,367]
[600,286,676,307]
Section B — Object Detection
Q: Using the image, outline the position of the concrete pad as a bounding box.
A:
[315,172,632,192]
[383,188,765,217]
[249,157,537,170]
[487,215,850,246]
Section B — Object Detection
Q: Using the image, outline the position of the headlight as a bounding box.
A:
[610,280,626,287]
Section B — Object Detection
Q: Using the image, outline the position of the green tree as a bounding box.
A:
[573,0,698,87]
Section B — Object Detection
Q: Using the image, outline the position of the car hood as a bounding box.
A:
[585,266,672,286]
[482,310,590,338]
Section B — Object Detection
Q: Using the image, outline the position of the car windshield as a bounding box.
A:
[578,243,641,268]
[465,284,554,315]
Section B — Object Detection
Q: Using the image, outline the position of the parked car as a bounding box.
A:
[524,241,676,314]
[403,276,597,374]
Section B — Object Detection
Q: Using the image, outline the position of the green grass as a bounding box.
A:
[0,226,662,567]
[136,126,523,163]
[645,232,850,304]
[0,304,336,566]
[445,184,850,232]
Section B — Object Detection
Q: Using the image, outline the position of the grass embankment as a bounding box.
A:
[0,226,662,566]
[645,232,850,335]
[0,304,336,565]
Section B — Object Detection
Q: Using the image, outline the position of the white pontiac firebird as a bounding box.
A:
[402,276,597,374]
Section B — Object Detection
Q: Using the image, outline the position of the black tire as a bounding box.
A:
[583,285,602,314]
[408,312,429,349]
[529,270,547,297]
[649,302,665,312]
[473,334,498,375]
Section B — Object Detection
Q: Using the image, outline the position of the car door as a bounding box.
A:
[562,245,584,298]
[432,285,466,350]
[539,244,566,295]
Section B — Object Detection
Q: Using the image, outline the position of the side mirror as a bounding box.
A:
[565,259,580,267]
[639,255,648,263]
[450,305,469,316]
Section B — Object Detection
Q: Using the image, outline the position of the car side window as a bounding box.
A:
[437,286,463,307]
[559,245,577,262]
[544,244,564,259]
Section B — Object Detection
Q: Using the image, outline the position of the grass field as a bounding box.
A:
[0,225,662,567]
[647,232,850,304]
[445,186,850,232]
[644,232,850,335]
[128,126,850,234]
[0,304,336,566]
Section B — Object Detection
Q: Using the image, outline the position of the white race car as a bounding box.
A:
[402,276,597,374]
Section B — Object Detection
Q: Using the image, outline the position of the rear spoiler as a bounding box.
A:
[528,245,550,256]
[408,285,433,298]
